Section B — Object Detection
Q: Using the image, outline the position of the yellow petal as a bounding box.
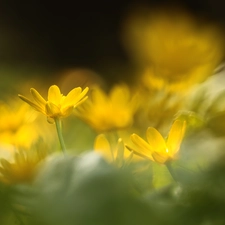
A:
[63,87,82,106]
[110,85,130,106]
[146,127,167,154]
[166,120,186,156]
[60,105,74,117]
[152,152,168,164]
[78,87,89,101]
[94,134,113,161]
[131,134,154,160]
[48,85,61,105]
[18,95,45,114]
[45,102,60,117]
[63,87,89,108]
[30,88,46,108]
[73,96,88,108]
[125,145,150,160]
[91,88,107,105]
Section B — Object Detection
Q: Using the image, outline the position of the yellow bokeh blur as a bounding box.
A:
[123,7,225,92]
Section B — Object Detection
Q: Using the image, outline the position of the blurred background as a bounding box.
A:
[1,0,225,85]
[1,2,225,225]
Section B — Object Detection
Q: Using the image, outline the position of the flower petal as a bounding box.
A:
[146,127,167,154]
[45,102,60,117]
[91,88,107,104]
[131,134,154,160]
[60,105,74,117]
[48,85,61,105]
[18,95,46,114]
[63,87,82,106]
[94,134,113,161]
[77,87,89,101]
[110,85,130,106]
[75,95,89,108]
[30,88,46,109]
[63,87,89,108]
[125,145,147,159]
[167,120,186,156]
[152,152,168,164]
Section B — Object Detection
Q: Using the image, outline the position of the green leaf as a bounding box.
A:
[12,152,151,225]
[152,163,174,188]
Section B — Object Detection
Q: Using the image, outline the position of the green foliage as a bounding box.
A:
[4,151,224,225]
[207,111,225,136]
[10,153,152,225]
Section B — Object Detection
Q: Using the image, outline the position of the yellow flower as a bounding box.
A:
[94,134,132,167]
[127,120,186,164]
[75,84,138,132]
[123,8,224,92]
[18,85,89,123]
[0,102,40,148]
[0,148,47,184]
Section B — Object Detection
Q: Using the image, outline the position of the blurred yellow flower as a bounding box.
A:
[128,120,186,164]
[19,85,89,123]
[94,134,132,167]
[0,102,39,148]
[75,84,138,132]
[0,148,47,184]
[123,7,224,91]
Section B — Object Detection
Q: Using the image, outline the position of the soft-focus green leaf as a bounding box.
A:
[11,152,152,225]
[206,89,225,116]
[207,111,225,136]
[175,111,205,132]
[152,163,174,188]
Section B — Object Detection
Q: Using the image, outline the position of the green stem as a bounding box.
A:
[54,118,66,154]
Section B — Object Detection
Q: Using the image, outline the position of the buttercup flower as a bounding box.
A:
[124,7,224,92]
[0,148,47,184]
[75,84,138,132]
[18,85,89,123]
[94,134,132,167]
[127,120,186,164]
[0,102,40,148]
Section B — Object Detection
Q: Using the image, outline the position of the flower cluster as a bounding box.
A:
[1,6,225,225]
